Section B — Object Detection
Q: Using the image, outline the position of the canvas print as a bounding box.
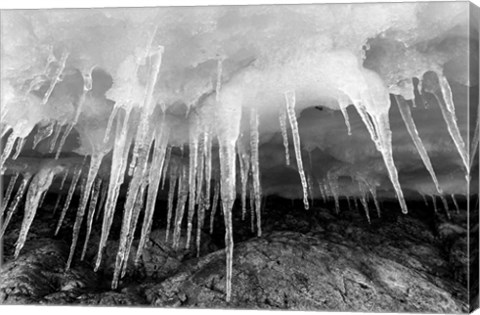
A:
[0,1,478,313]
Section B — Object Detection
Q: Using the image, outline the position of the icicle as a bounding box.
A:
[422,72,468,171]
[95,181,108,222]
[346,195,352,212]
[0,174,31,238]
[1,173,19,218]
[470,107,479,169]
[113,120,156,288]
[250,108,262,236]
[249,187,255,232]
[451,194,460,213]
[38,191,47,209]
[278,108,291,165]
[284,91,309,210]
[59,169,69,190]
[55,91,87,159]
[421,193,428,206]
[439,195,451,219]
[366,183,381,218]
[204,129,213,211]
[431,195,438,213]
[340,106,352,136]
[1,132,17,169]
[317,180,326,202]
[42,51,69,105]
[95,109,133,271]
[33,123,54,149]
[121,176,148,278]
[15,165,63,257]
[372,111,408,214]
[172,165,188,249]
[165,171,178,242]
[395,95,442,194]
[55,163,83,235]
[209,181,220,234]
[353,196,359,212]
[327,174,340,214]
[186,117,200,249]
[360,194,371,224]
[135,122,170,264]
[67,153,105,270]
[196,188,206,257]
[80,178,102,260]
[103,105,120,143]
[161,146,172,190]
[49,122,62,153]
[11,137,26,160]
[237,142,250,221]
[128,45,164,174]
[52,194,63,215]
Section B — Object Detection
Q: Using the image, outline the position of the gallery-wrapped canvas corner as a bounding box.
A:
[0,1,479,313]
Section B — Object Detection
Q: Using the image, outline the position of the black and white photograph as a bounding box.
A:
[0,1,479,313]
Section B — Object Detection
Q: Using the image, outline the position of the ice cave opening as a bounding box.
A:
[0,2,479,312]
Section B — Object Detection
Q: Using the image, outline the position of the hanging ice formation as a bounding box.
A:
[394,95,442,194]
[278,107,291,165]
[284,91,309,210]
[15,163,65,258]
[422,71,468,171]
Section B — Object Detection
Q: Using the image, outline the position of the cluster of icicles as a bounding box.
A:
[0,44,477,302]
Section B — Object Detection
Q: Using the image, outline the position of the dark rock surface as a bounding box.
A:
[0,196,472,312]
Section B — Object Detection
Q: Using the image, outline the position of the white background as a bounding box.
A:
[0,1,479,315]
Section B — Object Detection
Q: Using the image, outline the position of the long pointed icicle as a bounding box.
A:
[423,72,468,171]
[55,163,83,235]
[122,176,148,278]
[1,132,17,169]
[103,105,120,144]
[67,153,104,269]
[128,45,164,174]
[250,108,262,236]
[284,91,309,210]
[278,108,291,165]
[1,173,19,218]
[112,122,156,288]
[371,111,408,214]
[451,194,461,213]
[237,142,250,220]
[439,195,451,219]
[204,128,213,211]
[81,178,102,260]
[0,174,31,239]
[172,165,188,249]
[367,184,381,218]
[135,122,170,263]
[12,138,26,160]
[431,195,438,213]
[161,146,172,190]
[209,182,220,234]
[95,109,133,271]
[186,117,200,249]
[395,95,442,194]
[470,107,479,169]
[165,170,178,242]
[15,165,63,257]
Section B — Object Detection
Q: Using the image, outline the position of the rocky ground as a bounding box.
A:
[0,194,475,312]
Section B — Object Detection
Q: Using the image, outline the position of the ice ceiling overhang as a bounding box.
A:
[0,2,478,301]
